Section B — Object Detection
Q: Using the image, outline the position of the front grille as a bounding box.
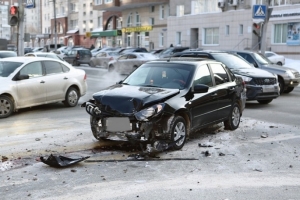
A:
[253,78,277,85]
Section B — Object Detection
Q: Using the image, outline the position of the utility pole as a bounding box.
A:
[260,3,273,54]
[18,0,24,56]
[53,0,57,51]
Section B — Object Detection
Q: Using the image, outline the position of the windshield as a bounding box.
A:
[122,62,194,90]
[159,48,174,55]
[253,53,272,65]
[212,53,254,69]
[0,61,23,77]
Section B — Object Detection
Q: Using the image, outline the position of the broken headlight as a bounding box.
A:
[135,103,165,121]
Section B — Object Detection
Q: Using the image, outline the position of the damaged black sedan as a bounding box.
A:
[82,58,245,152]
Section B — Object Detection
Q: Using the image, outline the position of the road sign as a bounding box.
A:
[253,5,267,19]
[25,0,35,9]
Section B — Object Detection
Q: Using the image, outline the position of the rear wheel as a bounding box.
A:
[257,99,273,104]
[278,77,284,94]
[277,62,283,66]
[170,116,187,150]
[284,87,294,93]
[224,103,241,130]
[0,95,14,118]
[63,87,79,107]
[72,60,79,66]
[89,61,95,67]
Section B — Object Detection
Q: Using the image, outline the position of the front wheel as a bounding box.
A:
[108,64,115,72]
[0,95,14,118]
[170,116,187,150]
[90,116,108,141]
[257,99,273,104]
[63,87,79,107]
[284,87,294,93]
[224,103,241,130]
[277,62,283,66]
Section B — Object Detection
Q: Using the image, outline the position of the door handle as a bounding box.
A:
[211,93,218,97]
[40,80,45,83]
[64,77,68,80]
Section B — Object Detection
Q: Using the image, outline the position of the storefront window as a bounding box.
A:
[159,32,164,47]
[274,24,287,44]
[204,27,219,45]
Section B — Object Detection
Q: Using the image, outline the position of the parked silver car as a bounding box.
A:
[108,52,158,74]
[89,51,119,68]
[230,50,300,94]
[0,57,87,118]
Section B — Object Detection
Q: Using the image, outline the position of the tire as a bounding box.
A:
[257,99,273,104]
[278,77,284,94]
[224,103,241,130]
[89,61,95,67]
[170,116,187,150]
[63,87,79,107]
[277,62,282,66]
[108,64,115,72]
[90,116,108,141]
[284,87,294,93]
[0,95,14,118]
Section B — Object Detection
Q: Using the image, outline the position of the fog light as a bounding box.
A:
[290,81,293,85]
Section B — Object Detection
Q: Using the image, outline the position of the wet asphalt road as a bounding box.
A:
[0,65,300,200]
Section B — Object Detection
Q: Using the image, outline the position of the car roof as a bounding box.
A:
[151,57,218,65]
[1,56,64,63]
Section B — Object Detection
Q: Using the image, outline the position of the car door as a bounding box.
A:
[16,61,46,107]
[64,50,76,64]
[209,63,236,119]
[43,61,69,102]
[115,54,128,72]
[189,64,220,128]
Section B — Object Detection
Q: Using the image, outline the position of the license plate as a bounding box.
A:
[262,85,276,93]
[106,117,131,132]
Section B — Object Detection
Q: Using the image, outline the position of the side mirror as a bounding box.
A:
[18,74,29,80]
[193,84,209,93]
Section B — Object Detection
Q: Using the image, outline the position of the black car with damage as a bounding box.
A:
[82,58,246,152]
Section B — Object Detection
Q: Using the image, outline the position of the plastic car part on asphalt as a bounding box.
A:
[40,154,90,168]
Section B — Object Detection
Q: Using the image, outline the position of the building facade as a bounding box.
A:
[167,0,300,58]
[93,0,169,50]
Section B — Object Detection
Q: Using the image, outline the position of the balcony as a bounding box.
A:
[94,0,168,11]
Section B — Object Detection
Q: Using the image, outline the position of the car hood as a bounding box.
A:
[93,84,180,115]
[230,68,275,78]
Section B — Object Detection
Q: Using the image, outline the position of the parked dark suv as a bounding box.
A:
[63,48,92,66]
[158,47,190,58]
[82,58,245,152]
[229,50,300,94]
[172,50,279,104]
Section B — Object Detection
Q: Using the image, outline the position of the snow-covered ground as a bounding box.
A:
[284,58,300,72]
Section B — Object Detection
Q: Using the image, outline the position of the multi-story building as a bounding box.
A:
[167,0,300,58]
[0,2,10,41]
[93,0,169,50]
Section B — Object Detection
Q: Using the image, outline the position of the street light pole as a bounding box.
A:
[53,0,57,51]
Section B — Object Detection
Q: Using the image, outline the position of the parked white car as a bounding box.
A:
[0,57,87,118]
[264,51,285,66]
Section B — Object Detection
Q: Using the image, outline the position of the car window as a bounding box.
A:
[210,63,229,85]
[128,54,137,59]
[61,63,70,72]
[193,64,213,87]
[37,54,47,58]
[44,61,64,75]
[254,53,271,64]
[0,61,23,77]
[212,53,253,69]
[118,55,128,60]
[20,62,43,78]
[24,54,35,57]
[265,52,273,57]
[237,53,257,66]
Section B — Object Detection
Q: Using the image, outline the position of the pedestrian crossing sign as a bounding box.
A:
[253,5,267,19]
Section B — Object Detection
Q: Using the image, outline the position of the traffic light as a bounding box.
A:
[9,6,19,26]
[253,23,261,38]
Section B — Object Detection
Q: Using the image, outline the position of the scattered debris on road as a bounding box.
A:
[40,154,90,168]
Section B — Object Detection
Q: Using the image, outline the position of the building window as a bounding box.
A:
[176,5,184,17]
[98,16,102,27]
[127,13,133,27]
[191,0,201,14]
[136,12,141,26]
[176,32,182,46]
[204,27,219,45]
[83,20,86,24]
[159,32,164,47]
[117,18,122,29]
[83,12,86,16]
[226,25,229,35]
[71,3,77,12]
[191,0,220,13]
[94,0,102,5]
[150,6,155,12]
[268,0,291,6]
[239,24,243,35]
[90,11,93,15]
[105,0,112,3]
[149,17,155,25]
[274,23,287,44]
[160,5,165,19]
